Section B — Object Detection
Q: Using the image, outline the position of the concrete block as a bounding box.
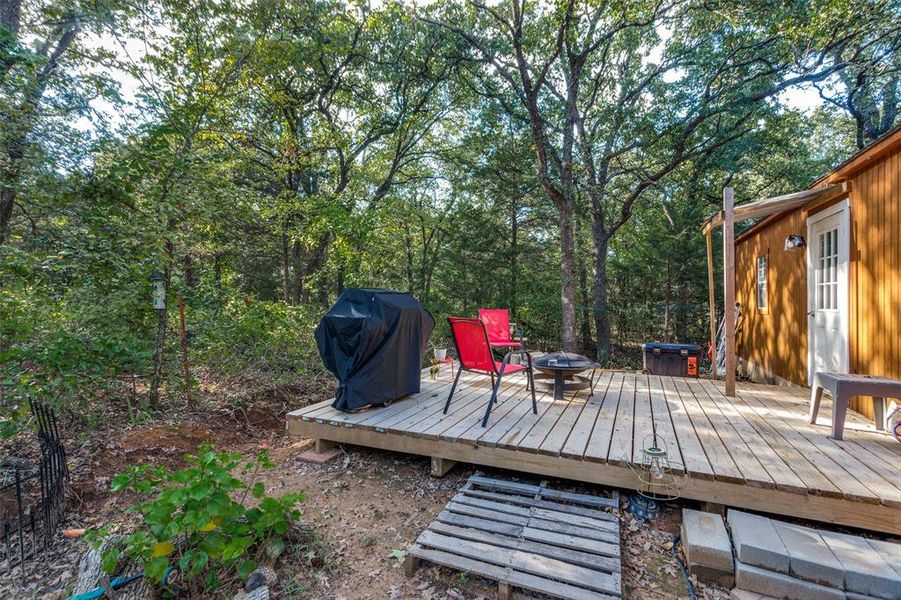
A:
[682,508,734,572]
[867,538,901,580]
[297,447,341,464]
[821,530,901,600]
[773,521,845,588]
[730,590,777,600]
[728,510,790,574]
[735,560,845,600]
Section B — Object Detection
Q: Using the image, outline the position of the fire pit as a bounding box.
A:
[532,352,602,400]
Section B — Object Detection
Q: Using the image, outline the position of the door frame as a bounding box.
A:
[806,198,851,384]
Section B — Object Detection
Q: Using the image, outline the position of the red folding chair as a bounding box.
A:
[444,317,537,427]
[478,308,522,350]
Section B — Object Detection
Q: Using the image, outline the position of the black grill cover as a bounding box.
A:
[316,289,435,411]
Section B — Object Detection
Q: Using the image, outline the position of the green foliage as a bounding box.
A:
[102,445,305,591]
[1,0,893,433]
[193,297,324,385]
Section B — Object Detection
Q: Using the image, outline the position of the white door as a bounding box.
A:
[807,200,850,383]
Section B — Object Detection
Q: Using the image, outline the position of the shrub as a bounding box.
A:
[99,445,305,593]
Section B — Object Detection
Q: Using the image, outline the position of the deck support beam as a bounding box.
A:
[430,456,457,477]
[315,438,337,454]
[404,553,421,577]
[723,187,736,397]
[497,581,512,600]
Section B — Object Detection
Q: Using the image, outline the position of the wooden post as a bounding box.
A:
[723,188,736,397]
[430,456,457,478]
[177,293,192,404]
[706,230,717,381]
[315,439,337,454]
[403,553,421,577]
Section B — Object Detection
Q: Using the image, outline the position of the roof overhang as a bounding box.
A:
[701,182,848,235]
[814,125,901,186]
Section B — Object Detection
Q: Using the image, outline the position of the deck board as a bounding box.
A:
[287,371,901,534]
[630,375,655,464]
[583,372,624,462]
[658,375,712,476]
[673,378,744,482]
[687,378,775,488]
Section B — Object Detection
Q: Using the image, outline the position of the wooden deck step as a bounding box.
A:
[406,476,621,600]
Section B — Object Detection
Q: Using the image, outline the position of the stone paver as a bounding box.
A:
[773,521,845,588]
[821,530,901,600]
[297,447,342,464]
[730,589,776,600]
[735,560,845,600]
[728,510,790,574]
[868,538,901,581]
[682,508,734,572]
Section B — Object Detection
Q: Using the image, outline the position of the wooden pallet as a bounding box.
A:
[405,476,621,600]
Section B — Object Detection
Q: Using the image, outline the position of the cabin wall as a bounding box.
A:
[849,145,901,417]
[735,213,808,386]
[734,145,901,418]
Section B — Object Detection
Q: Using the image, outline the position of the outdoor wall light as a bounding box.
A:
[784,234,806,251]
[150,271,166,310]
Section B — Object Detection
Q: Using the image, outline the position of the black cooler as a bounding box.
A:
[316,289,435,411]
[641,343,702,377]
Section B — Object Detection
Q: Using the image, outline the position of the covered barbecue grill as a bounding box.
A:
[316,288,435,411]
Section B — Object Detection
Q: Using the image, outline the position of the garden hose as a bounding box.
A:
[671,532,698,600]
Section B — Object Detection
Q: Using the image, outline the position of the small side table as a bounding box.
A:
[809,372,901,440]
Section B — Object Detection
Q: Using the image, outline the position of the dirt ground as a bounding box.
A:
[0,386,731,600]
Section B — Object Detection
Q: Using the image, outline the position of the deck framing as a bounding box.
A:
[287,369,901,534]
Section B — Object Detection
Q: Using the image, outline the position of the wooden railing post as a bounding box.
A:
[706,230,717,380]
[723,187,736,396]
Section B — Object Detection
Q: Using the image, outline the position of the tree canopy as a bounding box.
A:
[0,0,897,416]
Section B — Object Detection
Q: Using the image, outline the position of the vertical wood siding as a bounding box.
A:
[734,146,901,417]
[735,212,808,385]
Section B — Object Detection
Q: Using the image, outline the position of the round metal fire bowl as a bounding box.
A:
[532,373,591,394]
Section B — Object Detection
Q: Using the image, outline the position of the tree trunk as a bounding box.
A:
[664,257,672,342]
[0,126,25,245]
[404,223,414,294]
[281,232,290,303]
[592,227,611,360]
[317,278,329,306]
[291,240,303,304]
[509,196,519,319]
[183,253,195,289]
[577,247,592,356]
[149,304,168,408]
[0,184,15,245]
[149,238,174,408]
[559,203,576,352]
[0,0,21,81]
[0,24,79,245]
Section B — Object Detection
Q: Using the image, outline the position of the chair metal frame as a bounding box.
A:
[444,317,537,427]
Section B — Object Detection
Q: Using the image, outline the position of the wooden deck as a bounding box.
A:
[287,368,901,534]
